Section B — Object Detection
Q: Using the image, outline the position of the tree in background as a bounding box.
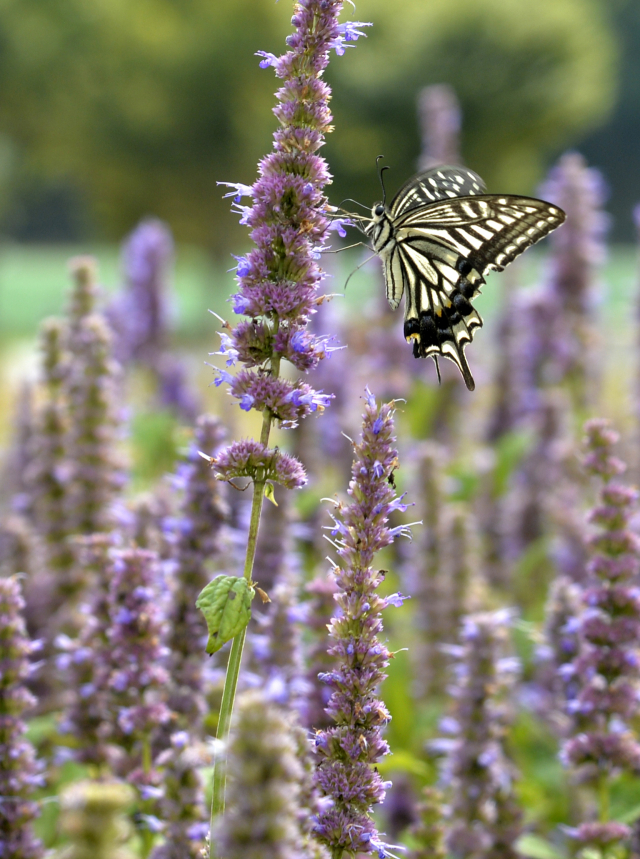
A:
[0,0,618,251]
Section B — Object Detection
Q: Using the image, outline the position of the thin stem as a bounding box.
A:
[209,406,273,858]
[597,770,610,822]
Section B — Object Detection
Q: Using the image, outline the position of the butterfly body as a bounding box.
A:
[362,166,566,391]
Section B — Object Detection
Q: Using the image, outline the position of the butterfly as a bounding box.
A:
[353,164,566,391]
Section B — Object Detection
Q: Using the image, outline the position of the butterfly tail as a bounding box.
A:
[452,345,475,392]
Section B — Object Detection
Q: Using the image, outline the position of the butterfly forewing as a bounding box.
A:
[367,166,566,391]
[390,165,487,217]
[397,195,565,281]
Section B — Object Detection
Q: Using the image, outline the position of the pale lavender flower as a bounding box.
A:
[150,735,212,859]
[108,218,199,419]
[304,573,339,731]
[313,392,412,858]
[417,84,462,171]
[560,421,640,859]
[540,153,609,317]
[106,547,171,787]
[214,689,322,859]
[113,218,173,365]
[536,575,582,732]
[65,258,126,537]
[28,319,75,607]
[156,353,199,421]
[0,575,45,859]
[152,417,227,857]
[57,534,118,768]
[164,414,227,728]
[3,382,35,517]
[528,152,608,410]
[435,610,522,859]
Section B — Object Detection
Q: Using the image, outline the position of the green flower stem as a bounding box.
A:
[209,350,280,856]
[598,771,610,822]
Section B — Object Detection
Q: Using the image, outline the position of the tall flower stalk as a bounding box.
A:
[0,575,44,859]
[207,0,369,835]
[560,420,640,855]
[313,391,413,858]
[433,610,522,859]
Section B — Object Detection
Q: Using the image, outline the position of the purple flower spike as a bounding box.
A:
[209,0,369,492]
[434,610,522,859]
[313,393,413,857]
[558,420,640,855]
[0,576,45,859]
[215,690,325,859]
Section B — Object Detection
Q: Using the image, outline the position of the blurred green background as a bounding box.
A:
[0,0,636,254]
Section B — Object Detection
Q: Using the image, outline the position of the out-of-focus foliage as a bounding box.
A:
[578,0,640,241]
[327,0,618,203]
[0,0,618,250]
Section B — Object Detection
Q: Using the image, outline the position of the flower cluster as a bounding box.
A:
[433,609,522,859]
[57,533,119,768]
[211,0,370,483]
[150,734,211,859]
[116,218,173,364]
[538,575,582,731]
[560,419,640,851]
[0,575,44,859]
[214,689,320,859]
[106,548,171,785]
[313,391,412,858]
[514,152,608,412]
[213,439,306,489]
[28,318,75,604]
[304,574,339,731]
[163,414,227,728]
[65,257,125,538]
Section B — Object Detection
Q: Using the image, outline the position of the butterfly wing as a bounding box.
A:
[383,193,565,390]
[390,165,487,216]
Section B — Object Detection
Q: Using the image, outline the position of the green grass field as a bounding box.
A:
[0,240,638,449]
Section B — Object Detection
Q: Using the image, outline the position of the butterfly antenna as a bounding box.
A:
[376,155,390,205]
[337,198,372,213]
[344,253,377,292]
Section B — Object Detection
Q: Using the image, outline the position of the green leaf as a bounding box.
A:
[196,575,255,655]
[516,833,566,859]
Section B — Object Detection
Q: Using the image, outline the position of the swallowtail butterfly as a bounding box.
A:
[360,165,565,391]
